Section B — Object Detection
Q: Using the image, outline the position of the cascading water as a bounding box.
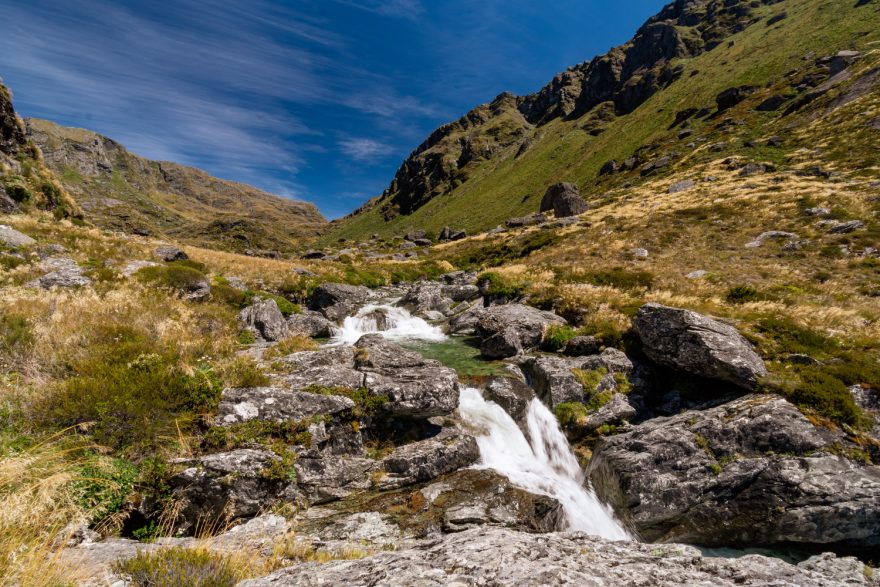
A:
[328,303,631,540]
[458,387,632,540]
[330,303,446,345]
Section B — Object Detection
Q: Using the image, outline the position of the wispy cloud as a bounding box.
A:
[332,0,424,20]
[338,137,394,162]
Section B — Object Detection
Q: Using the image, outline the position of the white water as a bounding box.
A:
[329,303,631,540]
[459,387,632,540]
[329,303,446,345]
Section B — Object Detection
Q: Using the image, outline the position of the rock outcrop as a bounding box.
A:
[632,303,767,390]
[240,526,875,587]
[539,182,588,217]
[309,283,371,321]
[476,303,567,358]
[588,395,880,549]
[239,298,288,342]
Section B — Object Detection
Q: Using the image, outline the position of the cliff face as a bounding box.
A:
[0,83,81,217]
[28,118,327,253]
[356,0,779,224]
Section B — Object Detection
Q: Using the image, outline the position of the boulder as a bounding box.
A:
[27,257,92,289]
[170,449,287,535]
[309,283,371,321]
[640,155,671,176]
[563,335,600,356]
[588,395,880,549]
[439,271,476,286]
[355,335,459,418]
[274,346,365,391]
[121,260,160,277]
[378,427,479,490]
[744,230,798,248]
[301,250,326,260]
[217,387,355,425]
[517,356,584,408]
[441,284,480,302]
[738,162,766,176]
[293,454,380,505]
[826,220,866,234]
[481,377,535,424]
[240,526,874,587]
[476,304,567,359]
[633,303,766,390]
[0,188,18,213]
[399,283,452,317]
[286,311,335,338]
[578,393,638,433]
[153,245,187,262]
[506,213,546,228]
[239,298,288,342]
[0,224,35,248]
[539,182,588,218]
[447,301,485,335]
[755,94,790,111]
[404,229,426,242]
[438,226,466,241]
[716,85,758,111]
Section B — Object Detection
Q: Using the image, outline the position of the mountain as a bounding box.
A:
[0,82,80,218]
[27,118,327,253]
[326,0,880,241]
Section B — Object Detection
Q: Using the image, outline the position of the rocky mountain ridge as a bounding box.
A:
[27,118,327,253]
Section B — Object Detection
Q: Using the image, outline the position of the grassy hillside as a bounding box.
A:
[28,118,327,254]
[325,0,880,242]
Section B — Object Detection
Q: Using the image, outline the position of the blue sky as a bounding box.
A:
[0,0,667,218]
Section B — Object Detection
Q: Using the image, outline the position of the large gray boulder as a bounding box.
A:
[0,224,35,248]
[153,245,188,262]
[27,257,92,289]
[378,427,479,490]
[170,449,287,535]
[239,298,288,342]
[539,182,588,218]
[240,526,874,587]
[632,303,767,390]
[399,282,452,317]
[309,283,371,321]
[588,395,880,549]
[355,334,459,418]
[217,387,355,425]
[285,310,335,338]
[476,304,567,358]
[293,453,380,505]
[518,349,634,408]
[274,346,366,391]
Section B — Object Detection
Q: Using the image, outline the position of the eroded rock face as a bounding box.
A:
[355,334,460,418]
[170,449,286,535]
[309,283,371,321]
[476,304,567,359]
[239,298,288,342]
[217,387,355,425]
[539,182,589,218]
[588,395,880,549]
[240,526,874,587]
[632,303,767,390]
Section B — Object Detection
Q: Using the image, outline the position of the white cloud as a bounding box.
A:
[332,0,424,19]
[338,138,394,162]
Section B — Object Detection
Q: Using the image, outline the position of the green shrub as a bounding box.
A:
[342,266,386,288]
[0,253,27,270]
[217,356,270,388]
[236,330,257,345]
[133,521,162,542]
[555,402,588,427]
[211,284,249,307]
[70,456,138,524]
[725,285,763,304]
[203,419,312,452]
[304,385,388,419]
[136,263,207,293]
[583,268,654,290]
[784,367,864,427]
[112,547,245,587]
[477,271,528,299]
[265,294,299,317]
[756,316,835,357]
[41,340,222,455]
[0,313,33,360]
[542,324,577,351]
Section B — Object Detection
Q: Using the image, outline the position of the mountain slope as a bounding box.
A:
[0,83,80,218]
[28,118,327,253]
[326,0,880,241]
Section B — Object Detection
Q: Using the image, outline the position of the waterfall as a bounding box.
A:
[458,387,632,540]
[329,303,446,345]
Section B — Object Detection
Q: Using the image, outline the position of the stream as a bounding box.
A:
[328,303,632,540]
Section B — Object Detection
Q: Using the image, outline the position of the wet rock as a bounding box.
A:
[539,182,588,218]
[153,245,187,262]
[0,224,35,248]
[563,335,601,357]
[239,525,874,587]
[355,335,459,418]
[481,377,535,424]
[286,310,335,338]
[633,303,766,390]
[378,427,479,490]
[588,395,880,549]
[239,298,288,342]
[27,257,92,289]
[309,283,371,321]
[476,304,567,359]
[667,179,694,193]
[217,387,355,425]
[170,449,286,535]
[716,85,758,111]
[517,356,583,408]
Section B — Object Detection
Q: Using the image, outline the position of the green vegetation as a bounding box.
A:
[136,262,207,294]
[477,271,529,299]
[555,402,588,428]
[399,338,508,378]
[542,324,578,351]
[304,385,389,419]
[70,456,138,524]
[112,547,246,587]
[449,231,561,270]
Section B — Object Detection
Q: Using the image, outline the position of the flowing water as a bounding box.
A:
[328,303,632,540]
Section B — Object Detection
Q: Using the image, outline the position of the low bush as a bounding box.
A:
[542,324,578,351]
[202,420,312,452]
[304,385,388,419]
[477,271,529,299]
[725,285,764,304]
[584,268,654,290]
[216,356,270,388]
[756,316,835,357]
[263,336,317,360]
[112,547,247,587]
[784,367,865,428]
[555,402,588,428]
[70,456,138,525]
[136,263,207,294]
